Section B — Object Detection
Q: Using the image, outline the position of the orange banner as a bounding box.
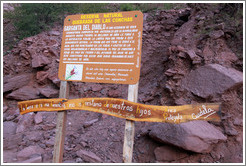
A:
[18,98,221,124]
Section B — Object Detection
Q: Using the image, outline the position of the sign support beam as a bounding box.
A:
[53,81,69,163]
[123,82,139,163]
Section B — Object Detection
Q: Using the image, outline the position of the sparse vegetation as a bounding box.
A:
[4,3,108,40]
[3,3,183,52]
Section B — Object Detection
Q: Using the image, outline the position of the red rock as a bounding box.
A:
[149,120,227,153]
[3,133,23,150]
[41,123,56,130]
[154,145,188,162]
[49,30,60,36]
[76,150,102,163]
[209,30,224,39]
[25,131,44,141]
[203,44,214,63]
[5,108,19,121]
[3,73,32,93]
[83,119,98,128]
[165,69,177,76]
[17,145,45,161]
[3,121,17,138]
[20,50,30,59]
[3,106,8,113]
[108,89,121,97]
[36,71,49,84]
[38,86,59,98]
[6,86,40,100]
[181,64,243,98]
[49,47,59,57]
[31,53,50,68]
[233,117,243,126]
[91,84,103,92]
[178,52,186,58]
[186,49,201,64]
[45,137,55,147]
[21,155,42,163]
[16,113,35,133]
[34,112,43,124]
[224,122,238,136]
[25,37,34,42]
[48,73,60,87]
[177,45,186,52]
[219,51,238,63]
[3,149,17,163]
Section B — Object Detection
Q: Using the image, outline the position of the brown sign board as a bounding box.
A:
[58,11,143,84]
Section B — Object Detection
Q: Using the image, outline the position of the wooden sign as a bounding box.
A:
[58,11,143,84]
[18,98,221,124]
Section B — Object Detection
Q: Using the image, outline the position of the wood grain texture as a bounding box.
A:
[53,81,69,163]
[123,82,139,163]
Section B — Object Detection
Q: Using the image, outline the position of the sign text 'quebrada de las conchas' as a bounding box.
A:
[18,98,221,124]
[58,11,143,84]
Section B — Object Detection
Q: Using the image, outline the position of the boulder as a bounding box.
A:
[3,73,32,93]
[154,145,188,162]
[76,150,102,163]
[38,86,59,98]
[6,86,40,100]
[181,64,243,98]
[149,120,227,153]
[31,53,50,68]
[16,113,35,133]
[17,145,44,161]
[36,71,49,85]
[34,112,43,124]
[3,121,17,138]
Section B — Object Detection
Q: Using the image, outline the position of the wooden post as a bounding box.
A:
[53,81,69,163]
[123,82,139,163]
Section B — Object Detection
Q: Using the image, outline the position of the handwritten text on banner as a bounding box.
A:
[18,98,221,124]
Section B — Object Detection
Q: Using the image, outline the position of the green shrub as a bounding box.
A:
[5,3,108,40]
[120,3,136,11]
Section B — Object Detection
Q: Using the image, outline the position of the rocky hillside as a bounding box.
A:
[3,4,243,163]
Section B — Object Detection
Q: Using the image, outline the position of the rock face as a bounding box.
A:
[181,64,243,98]
[76,150,102,163]
[154,145,188,162]
[6,86,40,100]
[149,120,227,153]
[38,86,59,98]
[3,73,32,93]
